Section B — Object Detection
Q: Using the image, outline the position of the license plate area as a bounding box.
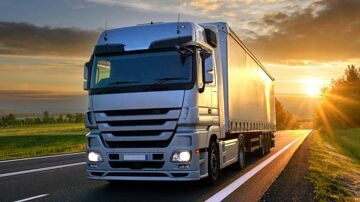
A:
[123,154,148,161]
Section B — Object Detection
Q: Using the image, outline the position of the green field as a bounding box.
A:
[308,129,360,201]
[0,123,88,160]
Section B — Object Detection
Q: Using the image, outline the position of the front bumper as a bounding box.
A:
[86,130,208,181]
[88,170,201,181]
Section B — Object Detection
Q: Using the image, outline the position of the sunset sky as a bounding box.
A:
[0,0,359,115]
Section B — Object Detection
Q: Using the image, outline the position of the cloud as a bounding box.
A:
[86,0,297,33]
[0,21,99,57]
[247,0,360,62]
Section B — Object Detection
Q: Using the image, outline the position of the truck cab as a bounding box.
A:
[84,22,275,182]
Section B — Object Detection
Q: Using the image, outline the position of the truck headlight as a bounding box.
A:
[88,151,102,162]
[171,151,191,162]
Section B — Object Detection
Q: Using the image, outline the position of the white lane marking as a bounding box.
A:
[0,152,85,163]
[0,162,85,178]
[14,194,49,202]
[206,132,308,202]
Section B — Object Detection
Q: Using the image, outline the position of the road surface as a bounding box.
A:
[0,130,311,202]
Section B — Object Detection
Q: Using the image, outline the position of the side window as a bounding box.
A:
[95,60,111,86]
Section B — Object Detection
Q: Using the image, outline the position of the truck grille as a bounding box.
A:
[95,108,181,148]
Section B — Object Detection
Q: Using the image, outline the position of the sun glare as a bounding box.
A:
[302,78,323,96]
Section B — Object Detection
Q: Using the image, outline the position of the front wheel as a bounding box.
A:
[206,140,220,184]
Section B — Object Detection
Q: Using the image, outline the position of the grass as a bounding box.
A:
[308,129,360,201]
[0,123,88,160]
[330,128,360,164]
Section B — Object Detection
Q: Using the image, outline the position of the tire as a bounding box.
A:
[236,135,246,170]
[265,134,271,154]
[206,140,220,184]
[257,135,266,157]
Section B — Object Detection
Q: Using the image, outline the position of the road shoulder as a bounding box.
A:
[261,132,316,201]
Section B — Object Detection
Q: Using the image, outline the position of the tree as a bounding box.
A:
[344,65,360,82]
[66,113,75,123]
[314,65,360,130]
[43,111,51,123]
[57,114,64,123]
[74,113,85,123]
[275,98,299,130]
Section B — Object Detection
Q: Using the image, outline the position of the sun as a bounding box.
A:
[302,78,323,96]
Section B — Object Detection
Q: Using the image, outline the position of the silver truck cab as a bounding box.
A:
[84,22,221,181]
[84,22,275,182]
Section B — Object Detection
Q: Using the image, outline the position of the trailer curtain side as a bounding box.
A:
[221,28,276,133]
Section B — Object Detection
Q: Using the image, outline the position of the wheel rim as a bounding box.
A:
[210,150,218,176]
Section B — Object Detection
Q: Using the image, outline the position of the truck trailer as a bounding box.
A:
[84,22,276,183]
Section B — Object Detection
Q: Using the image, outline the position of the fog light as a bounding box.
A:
[88,151,102,162]
[172,151,191,162]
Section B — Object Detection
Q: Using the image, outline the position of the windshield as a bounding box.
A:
[90,50,193,92]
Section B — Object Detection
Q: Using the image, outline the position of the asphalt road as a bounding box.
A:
[0,130,311,202]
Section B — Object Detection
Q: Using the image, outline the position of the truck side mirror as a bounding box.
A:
[83,62,90,90]
[196,51,205,92]
[202,52,214,84]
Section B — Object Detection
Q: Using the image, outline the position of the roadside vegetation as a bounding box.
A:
[0,123,87,160]
[310,65,360,201]
[275,98,300,130]
[309,130,360,201]
[0,111,85,128]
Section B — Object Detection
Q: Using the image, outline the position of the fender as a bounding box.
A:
[206,125,221,147]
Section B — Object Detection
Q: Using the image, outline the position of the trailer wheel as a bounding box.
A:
[257,135,266,157]
[206,140,220,184]
[236,135,246,170]
[265,133,271,153]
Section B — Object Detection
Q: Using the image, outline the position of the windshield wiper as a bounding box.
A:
[143,77,188,91]
[109,80,139,85]
[91,80,139,93]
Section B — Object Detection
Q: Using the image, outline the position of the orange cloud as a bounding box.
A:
[247,0,360,62]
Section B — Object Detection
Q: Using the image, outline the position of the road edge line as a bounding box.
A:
[205,133,307,202]
[0,152,85,164]
[14,194,49,202]
[0,162,85,178]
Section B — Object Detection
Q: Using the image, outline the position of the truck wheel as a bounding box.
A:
[265,134,271,153]
[236,135,245,170]
[257,135,266,157]
[206,140,220,184]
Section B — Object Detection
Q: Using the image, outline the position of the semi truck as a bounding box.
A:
[84,22,276,183]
